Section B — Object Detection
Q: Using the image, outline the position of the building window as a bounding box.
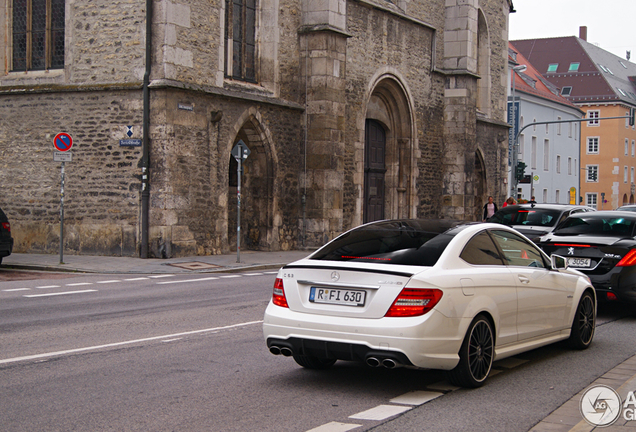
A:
[533,119,537,131]
[543,189,548,202]
[587,137,599,154]
[633,140,635,157]
[626,138,630,156]
[545,123,549,134]
[625,166,629,183]
[568,62,580,72]
[543,140,549,171]
[568,157,572,175]
[555,189,560,203]
[11,0,65,71]
[587,110,600,126]
[557,117,562,135]
[547,63,558,72]
[586,193,598,209]
[531,137,537,170]
[518,134,524,157]
[556,155,561,174]
[561,86,572,96]
[587,165,598,182]
[568,122,573,137]
[225,0,256,82]
[632,167,634,183]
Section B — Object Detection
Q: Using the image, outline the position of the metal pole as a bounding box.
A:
[511,71,517,198]
[60,161,65,264]
[237,156,241,263]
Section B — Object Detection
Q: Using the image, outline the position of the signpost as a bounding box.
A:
[53,133,73,264]
[231,140,251,263]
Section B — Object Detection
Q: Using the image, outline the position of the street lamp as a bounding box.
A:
[510,64,527,198]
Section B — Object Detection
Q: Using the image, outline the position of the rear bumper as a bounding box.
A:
[0,238,13,258]
[263,302,465,370]
[589,269,636,304]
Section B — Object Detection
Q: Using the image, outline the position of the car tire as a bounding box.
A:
[292,355,336,370]
[448,314,494,388]
[568,291,595,350]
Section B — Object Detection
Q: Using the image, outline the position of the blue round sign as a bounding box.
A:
[53,133,73,152]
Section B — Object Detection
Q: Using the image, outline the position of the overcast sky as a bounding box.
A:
[509,0,634,61]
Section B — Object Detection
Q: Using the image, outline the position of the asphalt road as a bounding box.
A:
[1,270,635,432]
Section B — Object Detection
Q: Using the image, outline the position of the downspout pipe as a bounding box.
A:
[141,0,153,258]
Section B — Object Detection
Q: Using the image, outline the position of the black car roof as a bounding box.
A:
[563,210,636,219]
[499,203,592,211]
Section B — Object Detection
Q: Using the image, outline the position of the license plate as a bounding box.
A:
[309,287,366,307]
[567,257,591,268]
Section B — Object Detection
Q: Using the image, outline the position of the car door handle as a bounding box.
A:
[518,276,530,284]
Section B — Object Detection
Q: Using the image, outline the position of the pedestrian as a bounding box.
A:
[502,196,516,207]
[483,196,498,221]
[529,196,537,204]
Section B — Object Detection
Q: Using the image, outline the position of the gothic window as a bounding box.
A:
[225,0,256,82]
[12,0,65,71]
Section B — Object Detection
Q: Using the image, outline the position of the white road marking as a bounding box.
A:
[349,404,411,420]
[156,277,219,285]
[124,277,149,281]
[305,422,361,432]
[36,285,60,289]
[264,271,279,274]
[390,390,443,406]
[0,320,263,365]
[161,338,183,343]
[220,275,241,279]
[24,289,98,298]
[66,282,93,287]
[148,275,175,279]
[2,288,31,292]
[243,273,264,276]
[96,280,121,284]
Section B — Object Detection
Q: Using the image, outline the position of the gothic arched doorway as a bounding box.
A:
[364,119,386,223]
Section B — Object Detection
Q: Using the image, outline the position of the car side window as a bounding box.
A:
[460,231,505,265]
[489,230,547,268]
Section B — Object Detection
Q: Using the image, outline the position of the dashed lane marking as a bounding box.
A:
[0,320,263,365]
[156,276,220,285]
[96,280,122,284]
[2,288,31,292]
[23,289,98,298]
[305,422,361,432]
[35,285,60,289]
[124,277,150,281]
[390,390,443,406]
[66,282,94,287]
[349,404,412,420]
[148,275,175,279]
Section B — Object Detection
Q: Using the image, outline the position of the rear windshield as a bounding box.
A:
[553,216,635,237]
[310,221,460,266]
[489,208,561,227]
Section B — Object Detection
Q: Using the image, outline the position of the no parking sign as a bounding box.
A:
[53,133,73,152]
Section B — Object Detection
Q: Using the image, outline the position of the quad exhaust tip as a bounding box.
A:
[269,345,293,357]
[366,356,401,369]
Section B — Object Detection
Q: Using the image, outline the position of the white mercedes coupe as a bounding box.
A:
[263,220,596,387]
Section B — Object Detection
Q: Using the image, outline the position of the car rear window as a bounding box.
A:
[0,208,7,223]
[554,216,635,236]
[489,208,561,227]
[310,221,461,266]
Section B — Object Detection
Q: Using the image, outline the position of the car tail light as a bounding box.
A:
[385,288,443,317]
[617,249,636,267]
[272,278,289,308]
[607,292,618,301]
[553,243,591,248]
[1,222,9,232]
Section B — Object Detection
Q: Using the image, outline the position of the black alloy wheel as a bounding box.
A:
[448,315,494,388]
[568,291,595,349]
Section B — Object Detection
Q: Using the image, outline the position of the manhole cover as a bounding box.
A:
[168,262,222,270]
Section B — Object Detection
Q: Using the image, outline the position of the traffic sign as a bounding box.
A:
[53,133,73,152]
[231,140,251,161]
[54,151,72,162]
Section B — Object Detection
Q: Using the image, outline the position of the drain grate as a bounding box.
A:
[168,262,222,270]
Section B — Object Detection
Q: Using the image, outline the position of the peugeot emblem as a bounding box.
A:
[568,247,574,255]
[331,271,340,282]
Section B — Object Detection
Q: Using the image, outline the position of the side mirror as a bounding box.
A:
[551,254,568,270]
